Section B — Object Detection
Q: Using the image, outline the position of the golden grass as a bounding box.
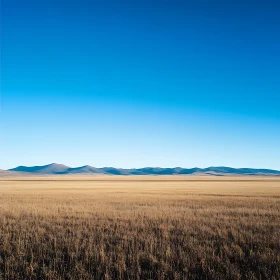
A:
[0,176,279,279]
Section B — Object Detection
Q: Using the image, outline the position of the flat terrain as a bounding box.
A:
[0,176,279,279]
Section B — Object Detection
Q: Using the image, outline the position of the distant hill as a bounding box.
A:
[4,164,280,176]
[10,163,70,174]
[67,165,104,174]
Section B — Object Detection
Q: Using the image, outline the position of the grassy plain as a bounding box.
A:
[0,176,279,279]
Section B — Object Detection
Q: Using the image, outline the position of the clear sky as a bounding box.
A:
[1,0,279,170]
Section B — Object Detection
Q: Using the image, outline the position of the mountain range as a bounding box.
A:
[1,163,279,176]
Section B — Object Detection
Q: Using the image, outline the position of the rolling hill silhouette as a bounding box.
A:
[10,163,70,174]
[6,164,280,176]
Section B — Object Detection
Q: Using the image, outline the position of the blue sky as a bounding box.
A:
[1,0,280,170]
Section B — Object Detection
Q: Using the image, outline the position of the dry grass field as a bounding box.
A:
[0,176,279,280]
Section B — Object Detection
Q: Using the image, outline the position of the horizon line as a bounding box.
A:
[4,163,280,172]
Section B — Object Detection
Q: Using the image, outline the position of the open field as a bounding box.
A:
[0,176,279,279]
